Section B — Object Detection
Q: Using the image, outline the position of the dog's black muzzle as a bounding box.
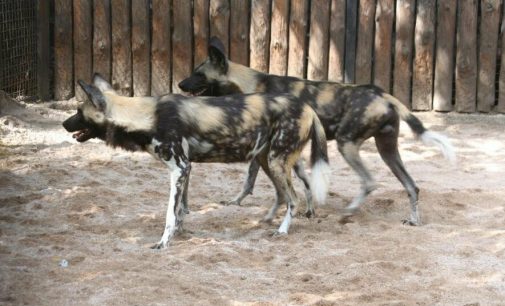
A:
[62,111,96,142]
[178,74,209,96]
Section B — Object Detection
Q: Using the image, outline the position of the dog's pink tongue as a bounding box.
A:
[73,131,83,139]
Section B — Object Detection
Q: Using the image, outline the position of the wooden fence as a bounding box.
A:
[51,0,505,113]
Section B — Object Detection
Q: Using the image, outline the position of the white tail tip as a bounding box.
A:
[421,131,456,164]
[310,160,330,205]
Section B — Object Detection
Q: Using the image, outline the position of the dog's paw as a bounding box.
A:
[151,241,168,250]
[304,209,316,219]
[222,199,242,206]
[402,219,421,226]
[272,230,288,237]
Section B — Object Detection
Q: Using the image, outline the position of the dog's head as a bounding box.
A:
[179,37,242,96]
[62,74,111,142]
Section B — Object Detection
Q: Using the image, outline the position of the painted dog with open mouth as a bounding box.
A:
[179,37,456,226]
[62,74,329,249]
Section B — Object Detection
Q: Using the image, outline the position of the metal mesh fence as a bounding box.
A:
[0,0,38,100]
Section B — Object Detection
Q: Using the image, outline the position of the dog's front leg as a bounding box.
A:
[152,141,191,249]
[228,158,260,205]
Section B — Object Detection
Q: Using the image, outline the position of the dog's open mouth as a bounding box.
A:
[189,87,207,96]
[73,129,93,142]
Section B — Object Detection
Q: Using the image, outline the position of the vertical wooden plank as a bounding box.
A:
[230,0,250,66]
[54,0,73,100]
[250,0,271,72]
[478,0,501,112]
[37,0,51,100]
[172,0,193,93]
[355,0,376,85]
[194,0,210,65]
[93,0,112,82]
[344,0,358,83]
[111,0,132,96]
[307,0,331,81]
[328,0,346,82]
[269,0,289,75]
[132,0,150,96]
[288,0,309,78]
[209,0,230,55]
[498,2,505,113]
[455,0,478,113]
[151,0,171,95]
[373,0,394,92]
[73,0,93,101]
[433,0,457,111]
[411,0,436,111]
[393,0,415,108]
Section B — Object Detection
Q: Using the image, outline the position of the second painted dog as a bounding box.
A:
[179,37,456,226]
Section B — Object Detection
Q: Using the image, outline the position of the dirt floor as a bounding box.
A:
[1,97,505,305]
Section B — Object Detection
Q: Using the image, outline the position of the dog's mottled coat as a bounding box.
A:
[62,74,329,248]
[179,37,456,225]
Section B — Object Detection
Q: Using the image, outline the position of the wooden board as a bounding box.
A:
[433,0,457,111]
[230,0,250,66]
[193,0,210,65]
[269,0,289,75]
[287,0,309,78]
[393,0,415,108]
[172,0,193,93]
[344,0,358,83]
[307,0,331,80]
[73,0,92,101]
[250,0,271,72]
[54,0,73,100]
[355,0,376,85]
[151,0,171,95]
[477,0,501,112]
[328,0,346,82]
[455,0,478,113]
[131,0,150,96]
[37,0,51,100]
[373,0,394,92]
[209,0,230,56]
[93,0,112,82]
[498,3,505,113]
[411,0,436,111]
[111,0,132,96]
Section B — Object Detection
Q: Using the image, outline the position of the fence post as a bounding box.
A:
[37,0,51,101]
[344,0,358,83]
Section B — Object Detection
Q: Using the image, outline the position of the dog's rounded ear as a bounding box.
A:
[78,80,107,111]
[208,36,228,72]
[92,73,114,93]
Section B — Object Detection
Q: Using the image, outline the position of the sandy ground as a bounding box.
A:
[1,97,505,306]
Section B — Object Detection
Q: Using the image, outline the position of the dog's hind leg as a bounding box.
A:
[258,154,288,223]
[337,139,377,216]
[293,160,314,218]
[268,157,299,235]
[375,124,421,225]
[227,158,261,206]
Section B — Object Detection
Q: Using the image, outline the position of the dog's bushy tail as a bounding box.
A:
[383,93,456,164]
[310,114,330,205]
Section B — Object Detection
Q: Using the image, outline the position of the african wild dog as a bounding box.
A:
[179,37,456,226]
[62,74,329,249]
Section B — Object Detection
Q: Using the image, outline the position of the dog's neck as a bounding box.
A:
[103,92,157,132]
[226,62,265,94]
